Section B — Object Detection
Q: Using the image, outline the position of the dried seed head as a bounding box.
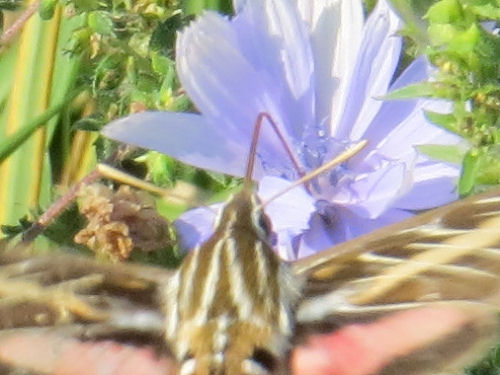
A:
[74,183,172,261]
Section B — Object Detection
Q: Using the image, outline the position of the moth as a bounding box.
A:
[0,183,499,375]
[0,118,499,374]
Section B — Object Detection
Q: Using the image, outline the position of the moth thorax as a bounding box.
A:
[163,189,302,375]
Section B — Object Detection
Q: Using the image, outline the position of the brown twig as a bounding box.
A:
[22,168,101,243]
[0,0,41,47]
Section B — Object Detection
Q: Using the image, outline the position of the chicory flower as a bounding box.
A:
[104,0,462,260]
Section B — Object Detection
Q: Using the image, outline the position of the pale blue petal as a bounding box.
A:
[295,0,364,133]
[296,210,343,259]
[176,12,269,139]
[332,159,409,218]
[343,207,413,238]
[356,58,431,151]
[296,205,413,258]
[232,0,245,12]
[177,3,315,178]
[258,176,315,232]
[258,176,316,258]
[174,204,220,251]
[390,56,429,90]
[232,0,315,143]
[367,99,461,168]
[395,161,459,210]
[349,58,461,173]
[103,112,250,176]
[335,0,403,141]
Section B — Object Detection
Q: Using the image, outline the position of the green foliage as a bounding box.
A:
[0,93,78,163]
[466,343,500,375]
[0,0,22,28]
[48,0,193,131]
[392,0,499,196]
[40,0,59,20]
[425,0,499,195]
[0,0,21,10]
[0,0,233,251]
[180,0,232,15]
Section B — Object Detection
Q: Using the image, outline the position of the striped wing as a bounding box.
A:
[0,251,170,344]
[293,187,500,374]
[0,249,176,373]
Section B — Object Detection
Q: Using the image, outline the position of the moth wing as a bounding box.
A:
[0,250,171,345]
[292,188,500,374]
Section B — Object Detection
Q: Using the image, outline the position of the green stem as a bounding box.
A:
[0,91,78,164]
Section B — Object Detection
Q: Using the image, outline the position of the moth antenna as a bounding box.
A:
[98,164,219,217]
[262,140,368,207]
[244,112,304,187]
[96,164,203,206]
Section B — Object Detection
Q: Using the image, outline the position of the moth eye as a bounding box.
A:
[257,212,273,238]
[250,347,277,373]
[181,351,194,361]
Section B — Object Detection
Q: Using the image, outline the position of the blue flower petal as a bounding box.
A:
[232,0,316,145]
[103,0,464,260]
[335,0,403,141]
[177,1,315,177]
[174,204,220,251]
[332,158,409,218]
[258,176,316,258]
[395,161,459,210]
[297,205,413,258]
[177,12,269,139]
[103,112,250,176]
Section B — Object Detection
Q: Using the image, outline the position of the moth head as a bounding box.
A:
[214,188,273,243]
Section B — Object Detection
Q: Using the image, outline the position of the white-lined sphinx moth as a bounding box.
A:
[0,182,499,375]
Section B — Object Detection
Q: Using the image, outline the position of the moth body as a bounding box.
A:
[163,188,301,375]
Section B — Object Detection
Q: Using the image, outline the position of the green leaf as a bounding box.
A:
[150,13,187,54]
[476,146,500,184]
[468,2,500,19]
[73,116,104,131]
[424,111,460,134]
[428,23,459,45]
[459,149,481,195]
[425,0,464,23]
[151,51,171,76]
[87,11,114,36]
[383,82,435,100]
[0,0,22,11]
[136,151,178,187]
[417,144,465,164]
[39,0,58,20]
[181,0,233,15]
[458,146,500,195]
[0,93,77,164]
[449,23,480,54]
